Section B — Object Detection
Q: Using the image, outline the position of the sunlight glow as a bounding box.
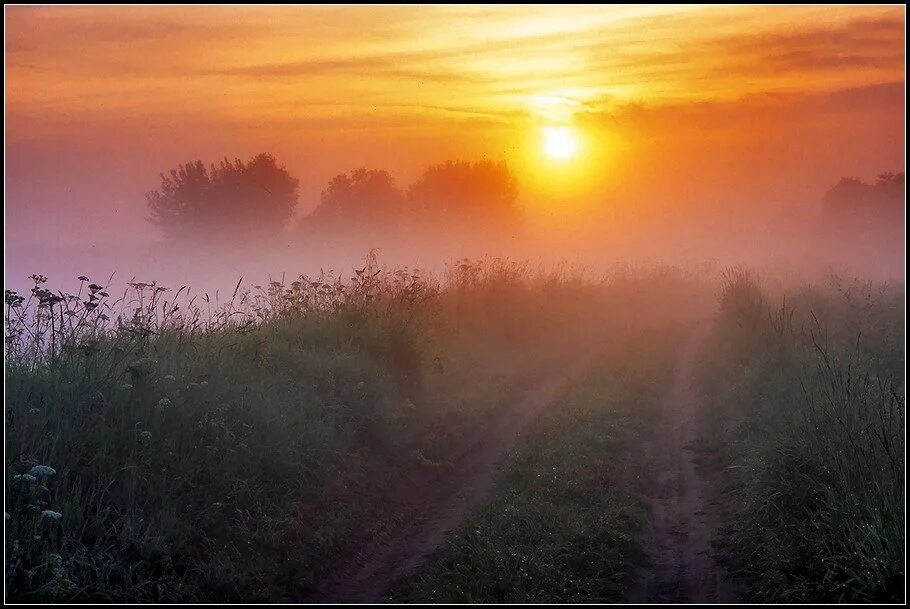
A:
[542,126,580,161]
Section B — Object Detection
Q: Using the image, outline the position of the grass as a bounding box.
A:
[698,268,905,602]
[5,256,706,602]
[21,256,895,603]
[390,322,685,602]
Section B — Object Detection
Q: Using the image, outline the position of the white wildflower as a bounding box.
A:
[14,474,37,483]
[198,381,209,388]
[121,383,133,390]
[139,430,153,441]
[163,374,176,382]
[28,465,56,478]
[28,408,40,415]
[40,510,62,520]
[156,398,172,411]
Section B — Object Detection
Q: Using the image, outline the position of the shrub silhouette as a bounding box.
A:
[822,171,904,226]
[147,153,299,240]
[299,160,521,243]
[305,168,404,232]
[407,160,518,229]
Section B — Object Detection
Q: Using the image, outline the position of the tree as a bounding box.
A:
[822,172,904,222]
[146,153,299,239]
[872,171,905,206]
[406,160,519,228]
[305,168,404,232]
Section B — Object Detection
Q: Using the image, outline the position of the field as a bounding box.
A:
[3,258,905,603]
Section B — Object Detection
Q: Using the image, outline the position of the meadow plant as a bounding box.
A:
[700,269,904,602]
[7,256,698,601]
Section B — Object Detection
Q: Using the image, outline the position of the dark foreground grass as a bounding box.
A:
[5,259,707,602]
[699,269,905,602]
[391,323,683,603]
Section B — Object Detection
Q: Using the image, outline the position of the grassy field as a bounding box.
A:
[5,257,903,603]
[390,323,683,602]
[698,269,905,602]
[4,257,705,602]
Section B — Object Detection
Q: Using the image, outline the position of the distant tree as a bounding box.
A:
[872,171,905,206]
[822,172,904,223]
[406,160,519,228]
[147,153,298,239]
[305,168,404,231]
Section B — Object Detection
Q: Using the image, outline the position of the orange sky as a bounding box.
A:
[4,5,906,255]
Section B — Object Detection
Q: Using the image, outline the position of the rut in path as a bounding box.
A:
[631,324,742,603]
[307,353,597,603]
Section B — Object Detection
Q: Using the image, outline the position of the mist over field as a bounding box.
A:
[5,151,904,299]
[6,6,906,295]
[4,5,905,605]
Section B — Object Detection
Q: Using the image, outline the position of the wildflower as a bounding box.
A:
[14,474,37,484]
[139,430,153,441]
[4,290,24,308]
[40,510,62,520]
[156,398,171,411]
[163,374,176,382]
[198,381,209,388]
[77,275,89,282]
[121,383,133,390]
[48,553,63,567]
[29,465,56,478]
[28,408,40,415]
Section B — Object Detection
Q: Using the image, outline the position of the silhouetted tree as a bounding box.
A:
[822,171,904,224]
[872,171,905,205]
[406,160,519,228]
[147,153,298,240]
[305,168,404,231]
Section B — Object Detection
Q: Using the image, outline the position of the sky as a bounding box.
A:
[4,5,906,284]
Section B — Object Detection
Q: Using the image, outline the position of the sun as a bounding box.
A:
[541,126,579,161]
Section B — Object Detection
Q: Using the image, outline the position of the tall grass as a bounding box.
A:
[5,256,706,601]
[700,269,905,602]
[5,260,444,601]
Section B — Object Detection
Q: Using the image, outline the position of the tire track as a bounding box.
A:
[307,353,597,603]
[631,324,742,603]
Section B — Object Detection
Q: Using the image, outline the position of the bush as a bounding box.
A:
[700,270,905,602]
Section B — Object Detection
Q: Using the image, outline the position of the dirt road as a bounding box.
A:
[308,354,596,603]
[630,325,741,603]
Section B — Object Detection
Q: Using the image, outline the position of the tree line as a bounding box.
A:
[822,171,904,226]
[146,154,518,242]
[146,153,904,243]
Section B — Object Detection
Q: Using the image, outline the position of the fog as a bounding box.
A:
[5,5,905,301]
[5,161,904,303]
